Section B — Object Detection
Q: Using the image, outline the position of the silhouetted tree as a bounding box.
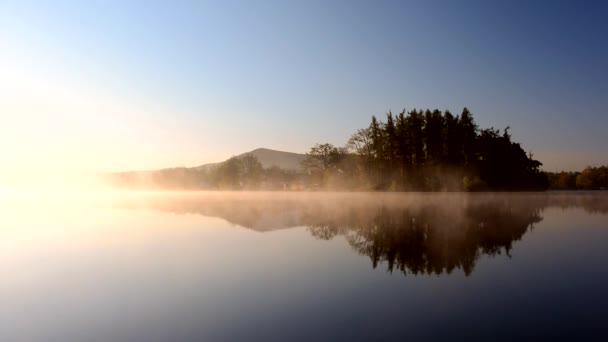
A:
[444,110,460,165]
[331,107,548,191]
[347,128,374,182]
[424,109,444,164]
[395,110,412,188]
[302,143,338,171]
[110,106,552,192]
[385,112,398,171]
[459,107,478,168]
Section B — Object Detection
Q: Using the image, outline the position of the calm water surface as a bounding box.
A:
[1,192,607,341]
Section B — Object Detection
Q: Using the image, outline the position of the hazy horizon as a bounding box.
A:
[3,3,608,340]
[1,1,607,187]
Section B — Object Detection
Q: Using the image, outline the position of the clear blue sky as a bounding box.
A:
[1,0,606,173]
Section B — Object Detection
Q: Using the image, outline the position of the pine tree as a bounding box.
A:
[459,107,478,167]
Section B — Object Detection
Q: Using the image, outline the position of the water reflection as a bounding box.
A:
[118,192,608,276]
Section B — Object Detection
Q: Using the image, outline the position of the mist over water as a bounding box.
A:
[3,0,608,340]
[116,191,608,274]
[2,191,607,341]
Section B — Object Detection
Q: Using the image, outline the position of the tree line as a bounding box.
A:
[302,108,548,191]
[111,107,599,192]
[546,166,608,190]
[107,154,302,190]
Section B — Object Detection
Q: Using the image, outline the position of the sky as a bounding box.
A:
[1,0,607,183]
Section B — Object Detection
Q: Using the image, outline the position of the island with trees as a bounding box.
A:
[109,107,606,192]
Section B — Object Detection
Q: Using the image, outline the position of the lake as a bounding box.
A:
[1,192,607,341]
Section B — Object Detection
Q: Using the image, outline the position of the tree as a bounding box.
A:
[396,110,412,187]
[577,166,608,189]
[347,128,374,163]
[302,143,338,171]
[424,109,445,164]
[369,115,385,163]
[408,109,425,167]
[444,110,460,164]
[112,105,552,192]
[459,107,478,167]
[240,154,264,188]
[347,127,375,186]
[215,156,243,189]
[385,111,398,169]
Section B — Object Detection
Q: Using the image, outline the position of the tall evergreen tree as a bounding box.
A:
[408,109,425,168]
[444,110,461,165]
[424,109,445,164]
[385,111,398,171]
[459,107,478,167]
[369,115,386,186]
[396,110,412,187]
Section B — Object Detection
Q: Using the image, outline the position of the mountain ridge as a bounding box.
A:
[194,148,306,172]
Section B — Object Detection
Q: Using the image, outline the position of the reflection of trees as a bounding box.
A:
[544,192,608,214]
[118,192,608,276]
[310,201,543,276]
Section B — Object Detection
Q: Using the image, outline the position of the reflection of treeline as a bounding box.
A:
[547,166,608,190]
[302,108,548,191]
[117,193,608,276]
[540,192,608,214]
[307,198,542,276]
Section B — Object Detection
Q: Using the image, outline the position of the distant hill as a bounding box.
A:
[195,148,306,172]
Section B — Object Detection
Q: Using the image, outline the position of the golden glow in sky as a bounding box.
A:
[2,0,607,189]
[0,48,219,188]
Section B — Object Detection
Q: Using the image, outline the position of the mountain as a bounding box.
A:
[195,148,306,172]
